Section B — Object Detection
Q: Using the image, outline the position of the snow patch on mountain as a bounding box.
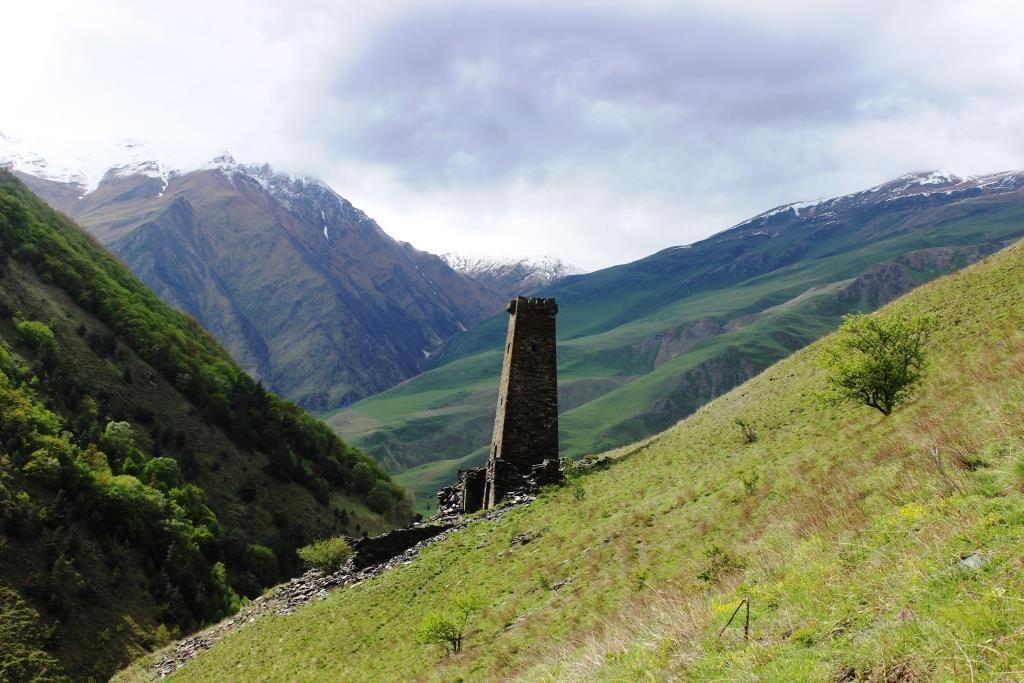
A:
[0,132,175,196]
[725,169,1024,236]
[444,253,583,279]
[442,253,585,296]
[206,154,389,245]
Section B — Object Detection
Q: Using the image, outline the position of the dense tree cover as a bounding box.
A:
[0,331,237,657]
[0,172,405,513]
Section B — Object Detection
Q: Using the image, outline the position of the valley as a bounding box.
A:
[7,5,1024,681]
[333,171,1024,513]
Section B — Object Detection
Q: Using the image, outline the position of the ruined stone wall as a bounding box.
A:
[459,468,486,513]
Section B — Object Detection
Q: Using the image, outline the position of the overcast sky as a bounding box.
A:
[3,0,1024,269]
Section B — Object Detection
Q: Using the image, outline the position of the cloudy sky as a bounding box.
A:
[3,0,1024,269]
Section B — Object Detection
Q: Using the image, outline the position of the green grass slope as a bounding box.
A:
[334,190,1024,513]
[0,171,412,680]
[127,235,1024,680]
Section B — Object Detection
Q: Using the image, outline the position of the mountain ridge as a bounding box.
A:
[2,141,506,411]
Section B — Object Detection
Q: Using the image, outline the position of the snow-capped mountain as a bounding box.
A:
[442,253,584,299]
[723,170,1024,235]
[205,152,388,243]
[3,140,505,410]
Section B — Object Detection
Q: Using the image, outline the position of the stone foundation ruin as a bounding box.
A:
[437,296,562,515]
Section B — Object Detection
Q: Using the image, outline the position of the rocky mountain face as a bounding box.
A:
[1,140,505,410]
[441,253,583,300]
[332,169,1024,508]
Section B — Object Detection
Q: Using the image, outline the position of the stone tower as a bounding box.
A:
[482,297,561,508]
[434,296,562,516]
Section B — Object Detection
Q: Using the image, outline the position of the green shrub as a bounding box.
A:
[98,475,168,544]
[367,481,395,514]
[15,320,57,354]
[296,536,353,572]
[697,545,744,583]
[734,417,758,443]
[245,544,279,585]
[21,448,62,487]
[99,421,146,472]
[415,593,484,656]
[15,320,58,371]
[816,312,933,416]
[143,457,183,491]
[561,457,586,501]
[416,612,463,655]
[351,461,375,494]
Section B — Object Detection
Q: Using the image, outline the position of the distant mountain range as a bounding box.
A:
[331,169,1024,511]
[0,135,507,411]
[441,253,584,300]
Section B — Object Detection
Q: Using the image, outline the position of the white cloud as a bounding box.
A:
[3,1,1024,270]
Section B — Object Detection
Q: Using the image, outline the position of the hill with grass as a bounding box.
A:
[330,170,1024,513]
[2,139,505,411]
[119,235,1024,681]
[0,170,412,681]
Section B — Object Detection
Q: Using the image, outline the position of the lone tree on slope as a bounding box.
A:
[816,311,933,416]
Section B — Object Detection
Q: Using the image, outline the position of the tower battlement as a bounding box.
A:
[507,297,559,316]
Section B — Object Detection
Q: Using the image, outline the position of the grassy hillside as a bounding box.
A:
[335,192,1022,514]
[131,238,1024,681]
[0,171,412,680]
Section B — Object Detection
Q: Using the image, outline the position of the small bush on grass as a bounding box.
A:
[734,418,758,443]
[415,593,485,656]
[697,545,744,583]
[296,536,352,572]
[561,457,586,502]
